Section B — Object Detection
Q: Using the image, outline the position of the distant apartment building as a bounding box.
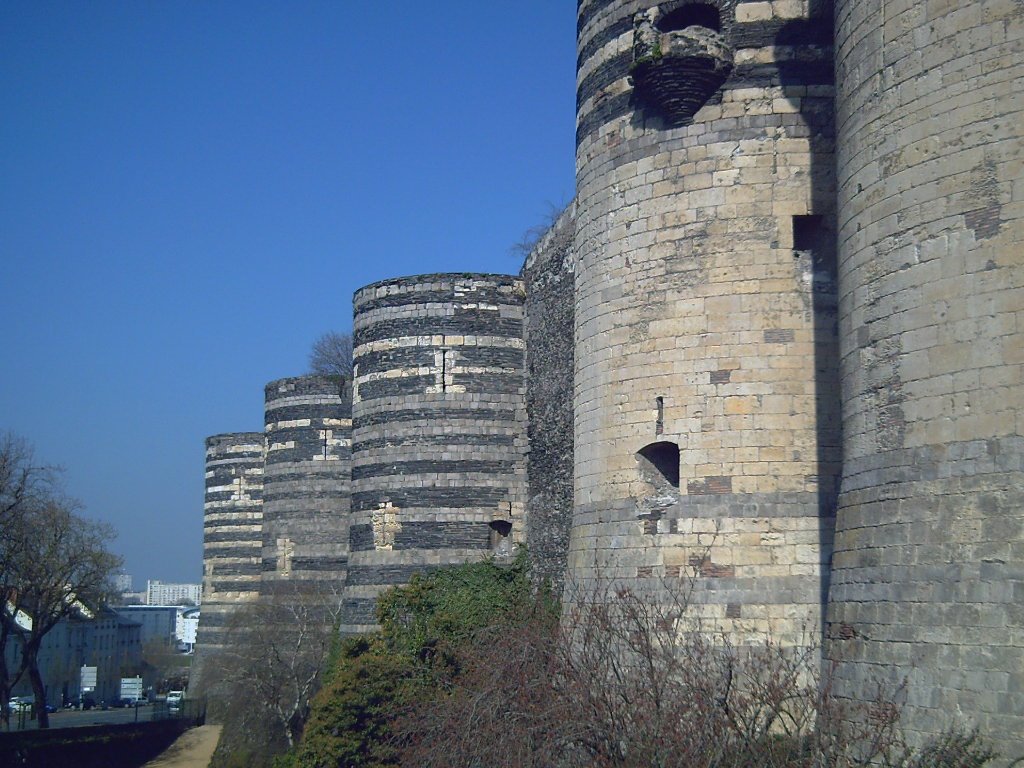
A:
[146,580,201,606]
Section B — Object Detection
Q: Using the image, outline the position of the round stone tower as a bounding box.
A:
[569,0,840,644]
[194,432,264,685]
[261,375,352,596]
[339,274,527,635]
[827,0,1024,753]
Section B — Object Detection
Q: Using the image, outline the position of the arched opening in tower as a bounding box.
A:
[657,3,721,33]
[489,520,513,556]
[636,441,681,489]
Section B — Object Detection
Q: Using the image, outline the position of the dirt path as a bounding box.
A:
[142,724,222,768]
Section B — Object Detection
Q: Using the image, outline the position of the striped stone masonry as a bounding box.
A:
[261,375,352,596]
[339,274,528,635]
[193,431,265,690]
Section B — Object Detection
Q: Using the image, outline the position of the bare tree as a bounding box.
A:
[211,584,340,751]
[4,498,121,728]
[0,433,58,728]
[308,331,353,380]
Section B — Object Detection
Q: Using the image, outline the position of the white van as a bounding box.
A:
[166,690,184,711]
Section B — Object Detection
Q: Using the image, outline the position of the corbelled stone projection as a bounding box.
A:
[338,274,527,635]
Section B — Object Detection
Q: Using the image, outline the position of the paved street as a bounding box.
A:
[5,703,159,730]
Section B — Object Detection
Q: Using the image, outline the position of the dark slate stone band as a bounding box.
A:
[340,598,378,626]
[346,564,445,586]
[356,376,435,401]
[352,487,510,512]
[349,521,495,552]
[575,490,836,524]
[355,285,521,313]
[212,562,263,576]
[354,314,523,347]
[353,407,518,429]
[291,556,348,572]
[354,346,436,375]
[352,459,514,481]
[264,404,352,422]
[355,433,516,452]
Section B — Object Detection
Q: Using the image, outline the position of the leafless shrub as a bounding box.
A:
[395,570,993,768]
[207,583,341,759]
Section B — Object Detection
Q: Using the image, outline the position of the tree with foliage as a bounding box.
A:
[308,331,353,379]
[279,554,541,768]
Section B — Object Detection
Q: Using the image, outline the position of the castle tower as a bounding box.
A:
[827,0,1024,753]
[261,375,352,596]
[339,274,527,635]
[193,432,264,685]
[569,0,840,644]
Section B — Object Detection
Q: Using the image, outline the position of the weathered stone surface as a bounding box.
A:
[828,0,1024,756]
[338,274,527,635]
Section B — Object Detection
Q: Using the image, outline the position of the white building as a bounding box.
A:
[146,580,202,606]
[177,608,200,652]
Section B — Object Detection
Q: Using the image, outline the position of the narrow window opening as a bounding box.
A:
[793,215,825,252]
[637,441,680,489]
[320,429,329,460]
[656,396,665,435]
[440,348,447,393]
[489,520,513,556]
[657,3,721,33]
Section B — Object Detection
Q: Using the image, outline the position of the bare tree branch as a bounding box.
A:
[308,331,353,379]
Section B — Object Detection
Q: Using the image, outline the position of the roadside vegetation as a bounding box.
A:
[242,550,997,768]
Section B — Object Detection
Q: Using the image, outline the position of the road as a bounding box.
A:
[5,703,162,730]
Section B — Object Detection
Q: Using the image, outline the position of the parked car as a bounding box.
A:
[165,690,184,711]
[7,696,34,713]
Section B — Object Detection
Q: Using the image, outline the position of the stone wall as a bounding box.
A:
[339,274,527,634]
[193,431,264,690]
[523,205,577,594]
[569,0,840,645]
[260,375,352,595]
[826,0,1024,755]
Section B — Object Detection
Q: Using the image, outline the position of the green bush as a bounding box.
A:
[283,553,540,768]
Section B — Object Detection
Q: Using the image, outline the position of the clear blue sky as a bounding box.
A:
[0,2,576,586]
